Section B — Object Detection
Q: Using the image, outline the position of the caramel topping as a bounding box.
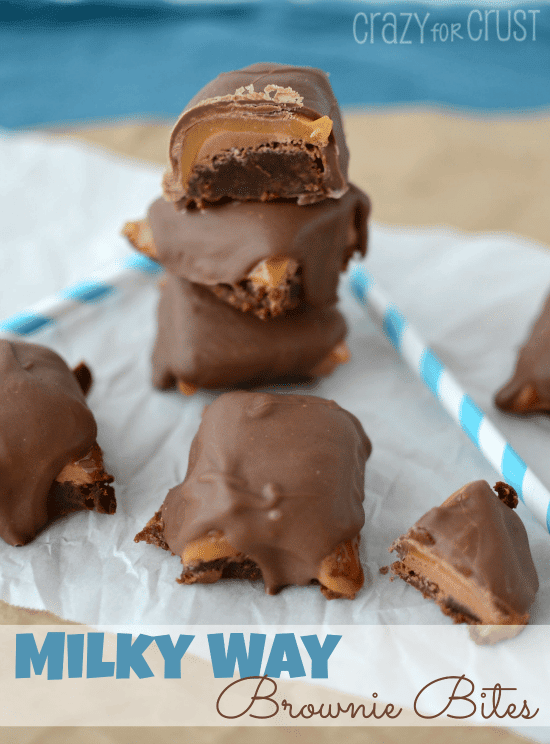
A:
[121,220,157,258]
[318,537,364,599]
[308,115,332,142]
[248,256,298,290]
[182,532,240,566]
[55,443,103,486]
[177,380,198,397]
[179,114,333,186]
[309,341,351,377]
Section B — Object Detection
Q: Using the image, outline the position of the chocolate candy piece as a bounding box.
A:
[123,218,302,320]
[162,63,350,208]
[390,481,538,627]
[124,184,369,320]
[135,392,371,597]
[495,291,550,414]
[0,340,115,546]
[152,275,348,391]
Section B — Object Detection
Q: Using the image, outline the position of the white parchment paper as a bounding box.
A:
[1,130,550,634]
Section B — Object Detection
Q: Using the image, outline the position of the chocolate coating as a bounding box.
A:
[495,291,550,414]
[160,392,371,594]
[163,63,350,207]
[0,340,115,546]
[147,184,369,311]
[152,276,347,391]
[390,481,538,625]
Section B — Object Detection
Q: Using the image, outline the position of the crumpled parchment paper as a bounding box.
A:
[1,130,549,634]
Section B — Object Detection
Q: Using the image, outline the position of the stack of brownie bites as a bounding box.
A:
[123,63,371,394]
[126,63,374,599]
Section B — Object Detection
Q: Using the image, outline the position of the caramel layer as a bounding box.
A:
[248,256,299,290]
[182,532,241,566]
[54,444,103,485]
[309,341,351,377]
[179,114,333,187]
[318,537,364,599]
[121,220,156,258]
[397,539,525,625]
[180,532,363,599]
[177,380,198,397]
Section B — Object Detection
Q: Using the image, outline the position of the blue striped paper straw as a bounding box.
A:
[350,264,550,533]
[0,254,162,337]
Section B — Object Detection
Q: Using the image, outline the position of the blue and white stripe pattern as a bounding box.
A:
[350,264,550,533]
[0,254,162,337]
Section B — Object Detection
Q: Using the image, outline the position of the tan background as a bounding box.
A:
[2,108,549,742]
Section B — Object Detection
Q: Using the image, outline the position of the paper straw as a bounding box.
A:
[349,264,550,533]
[0,254,162,337]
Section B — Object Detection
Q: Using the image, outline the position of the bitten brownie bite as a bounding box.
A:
[0,340,115,546]
[389,481,538,628]
[495,291,550,414]
[122,184,370,319]
[162,63,350,208]
[152,275,349,394]
[135,392,371,598]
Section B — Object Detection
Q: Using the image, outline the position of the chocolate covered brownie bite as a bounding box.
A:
[162,63,350,208]
[151,276,350,395]
[389,481,538,629]
[0,340,115,546]
[123,184,369,320]
[496,291,550,414]
[136,392,371,599]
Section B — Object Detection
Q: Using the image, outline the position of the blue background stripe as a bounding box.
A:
[420,348,444,396]
[1,1,549,128]
[383,306,406,349]
[459,396,484,445]
[501,444,528,501]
